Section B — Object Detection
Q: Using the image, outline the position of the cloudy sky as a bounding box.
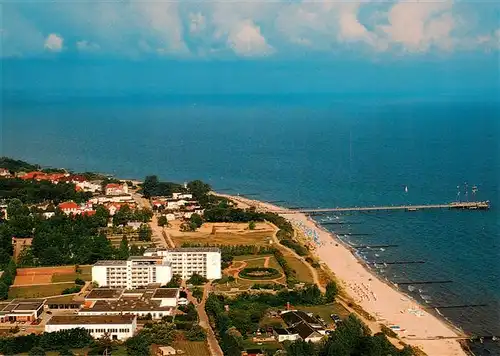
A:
[2,1,499,97]
[3,1,499,58]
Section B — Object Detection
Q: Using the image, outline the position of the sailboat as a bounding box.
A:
[404,186,408,193]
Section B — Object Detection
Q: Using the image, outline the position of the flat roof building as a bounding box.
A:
[80,287,179,320]
[144,247,221,280]
[0,299,44,322]
[92,256,172,289]
[45,315,137,341]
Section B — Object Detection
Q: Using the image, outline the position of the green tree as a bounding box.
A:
[28,346,46,356]
[58,347,75,356]
[248,221,256,230]
[165,274,181,288]
[286,340,318,356]
[125,333,151,356]
[138,225,152,242]
[186,325,207,341]
[325,281,338,303]
[189,214,203,229]
[187,273,208,285]
[17,246,37,267]
[187,180,211,200]
[118,235,130,259]
[0,281,9,300]
[191,287,203,302]
[142,175,160,198]
[157,215,169,227]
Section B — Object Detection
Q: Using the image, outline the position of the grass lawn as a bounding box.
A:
[171,340,210,356]
[298,303,351,326]
[51,265,92,283]
[280,250,314,282]
[241,339,282,353]
[9,283,77,299]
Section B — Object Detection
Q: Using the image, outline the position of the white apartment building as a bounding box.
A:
[144,247,221,280]
[92,257,172,289]
[45,315,137,341]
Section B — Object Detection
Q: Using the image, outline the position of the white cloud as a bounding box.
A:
[227,20,273,57]
[379,1,455,52]
[189,12,206,34]
[44,33,63,52]
[76,40,100,52]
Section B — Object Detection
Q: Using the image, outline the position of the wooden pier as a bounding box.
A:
[271,201,490,214]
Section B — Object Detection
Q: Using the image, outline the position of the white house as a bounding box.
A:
[273,328,300,343]
[45,315,137,341]
[172,193,193,200]
[105,183,129,196]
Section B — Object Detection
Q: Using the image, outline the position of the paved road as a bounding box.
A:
[187,283,224,356]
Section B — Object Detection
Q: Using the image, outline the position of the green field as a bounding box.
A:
[9,283,78,299]
[281,251,314,282]
[241,339,282,353]
[51,265,92,283]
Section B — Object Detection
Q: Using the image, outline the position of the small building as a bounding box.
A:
[45,315,137,341]
[151,288,179,307]
[58,201,79,215]
[152,345,177,356]
[105,183,129,196]
[273,327,300,342]
[281,310,324,330]
[288,321,324,343]
[46,295,84,310]
[0,299,45,322]
[0,168,12,178]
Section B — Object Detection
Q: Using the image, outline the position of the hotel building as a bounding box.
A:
[92,256,172,289]
[144,247,222,280]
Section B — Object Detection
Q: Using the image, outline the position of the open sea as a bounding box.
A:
[2,94,499,355]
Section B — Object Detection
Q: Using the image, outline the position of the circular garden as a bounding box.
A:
[238,267,281,280]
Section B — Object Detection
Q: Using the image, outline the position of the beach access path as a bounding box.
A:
[221,193,467,356]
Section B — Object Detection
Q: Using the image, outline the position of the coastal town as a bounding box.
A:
[0,157,472,356]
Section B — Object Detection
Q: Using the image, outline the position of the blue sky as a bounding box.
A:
[2,1,499,97]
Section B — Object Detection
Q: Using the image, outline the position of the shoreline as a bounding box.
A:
[222,193,468,356]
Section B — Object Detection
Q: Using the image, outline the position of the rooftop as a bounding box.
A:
[145,247,221,253]
[151,288,179,299]
[128,256,163,261]
[289,321,322,340]
[281,310,322,327]
[86,288,124,300]
[82,299,173,313]
[0,299,45,314]
[47,315,136,325]
[94,260,127,266]
[273,328,291,335]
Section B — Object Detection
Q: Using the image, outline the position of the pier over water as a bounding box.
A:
[269,201,490,214]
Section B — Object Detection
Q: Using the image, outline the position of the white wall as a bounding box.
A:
[45,320,136,340]
[91,266,108,287]
[206,252,222,279]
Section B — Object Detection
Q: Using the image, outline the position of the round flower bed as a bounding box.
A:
[238,267,281,280]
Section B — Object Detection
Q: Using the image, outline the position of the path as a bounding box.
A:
[187,283,224,356]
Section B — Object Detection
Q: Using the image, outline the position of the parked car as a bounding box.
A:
[330,314,341,323]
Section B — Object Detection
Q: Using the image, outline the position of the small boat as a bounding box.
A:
[405,186,408,193]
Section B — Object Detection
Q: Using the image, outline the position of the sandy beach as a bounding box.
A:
[222,193,467,356]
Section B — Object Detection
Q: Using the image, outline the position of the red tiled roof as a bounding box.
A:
[81,210,96,216]
[106,183,122,189]
[58,202,78,210]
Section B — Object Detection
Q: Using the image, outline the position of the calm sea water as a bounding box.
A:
[2,95,499,353]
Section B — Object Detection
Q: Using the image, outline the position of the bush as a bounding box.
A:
[75,278,85,286]
[62,286,82,295]
[239,267,281,280]
[186,325,207,341]
[187,273,208,285]
[192,287,203,302]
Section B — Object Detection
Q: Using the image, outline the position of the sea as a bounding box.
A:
[2,93,499,355]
